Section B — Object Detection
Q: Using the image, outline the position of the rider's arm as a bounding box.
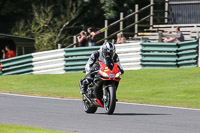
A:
[114,54,124,75]
[85,51,99,74]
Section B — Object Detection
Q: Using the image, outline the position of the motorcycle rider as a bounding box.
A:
[79,42,124,94]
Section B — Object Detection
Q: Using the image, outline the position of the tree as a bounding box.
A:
[10,0,152,51]
[12,0,83,51]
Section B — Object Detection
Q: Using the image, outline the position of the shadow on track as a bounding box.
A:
[113,113,171,116]
[96,113,170,116]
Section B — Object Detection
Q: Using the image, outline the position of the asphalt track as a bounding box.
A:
[0,93,200,133]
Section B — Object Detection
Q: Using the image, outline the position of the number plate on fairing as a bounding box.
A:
[109,73,115,79]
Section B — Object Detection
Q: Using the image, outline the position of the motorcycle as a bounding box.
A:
[80,58,121,115]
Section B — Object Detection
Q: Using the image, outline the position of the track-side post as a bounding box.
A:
[135,4,138,37]
[165,0,169,24]
[73,36,77,47]
[120,12,124,34]
[150,0,154,29]
[58,44,61,49]
[104,20,108,42]
[158,31,163,42]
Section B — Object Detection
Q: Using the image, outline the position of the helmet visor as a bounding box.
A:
[106,50,114,58]
[104,49,114,58]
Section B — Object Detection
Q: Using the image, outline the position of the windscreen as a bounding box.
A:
[102,57,114,71]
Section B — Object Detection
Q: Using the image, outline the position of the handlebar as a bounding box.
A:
[90,70,99,75]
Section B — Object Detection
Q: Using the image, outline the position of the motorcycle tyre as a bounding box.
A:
[83,96,97,113]
[104,86,116,115]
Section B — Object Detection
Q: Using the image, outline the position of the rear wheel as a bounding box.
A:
[104,86,116,115]
[83,96,97,113]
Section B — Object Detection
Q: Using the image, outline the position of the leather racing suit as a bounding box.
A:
[79,48,124,94]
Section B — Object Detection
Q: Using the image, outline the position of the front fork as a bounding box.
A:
[102,82,116,103]
[102,82,119,103]
[103,83,107,102]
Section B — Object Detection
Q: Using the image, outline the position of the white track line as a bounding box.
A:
[0,92,80,101]
[0,92,200,111]
[117,102,200,111]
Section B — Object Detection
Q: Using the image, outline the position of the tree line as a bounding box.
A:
[0,0,151,51]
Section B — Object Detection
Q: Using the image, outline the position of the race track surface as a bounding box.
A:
[0,93,200,133]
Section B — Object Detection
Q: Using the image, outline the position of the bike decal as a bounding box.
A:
[95,99,104,108]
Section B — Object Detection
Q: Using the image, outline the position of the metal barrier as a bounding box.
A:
[0,46,102,75]
[64,46,100,73]
[177,40,198,68]
[141,40,198,68]
[64,42,142,72]
[32,49,65,74]
[0,40,198,75]
[115,42,142,70]
[1,54,33,75]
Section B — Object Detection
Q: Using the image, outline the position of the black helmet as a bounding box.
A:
[102,42,116,58]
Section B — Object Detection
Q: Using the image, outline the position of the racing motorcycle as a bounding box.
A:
[80,58,121,115]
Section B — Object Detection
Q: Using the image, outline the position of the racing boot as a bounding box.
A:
[79,79,87,94]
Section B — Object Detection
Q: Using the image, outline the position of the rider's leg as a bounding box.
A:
[79,79,87,94]
[79,73,93,94]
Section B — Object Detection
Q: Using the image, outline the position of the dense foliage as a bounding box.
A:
[0,0,152,51]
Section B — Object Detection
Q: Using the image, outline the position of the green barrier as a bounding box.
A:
[141,42,178,68]
[64,57,89,61]
[141,42,178,52]
[1,40,198,75]
[64,46,100,52]
[2,59,33,68]
[0,54,32,63]
[141,40,198,68]
[141,52,177,62]
[142,62,177,69]
[64,46,100,72]
[1,54,33,75]
[65,61,88,67]
[64,51,94,57]
[0,46,100,75]
[64,66,85,73]
[3,63,33,71]
[177,40,198,68]
[2,67,33,75]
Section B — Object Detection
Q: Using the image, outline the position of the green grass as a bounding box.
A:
[0,124,69,133]
[0,72,83,99]
[1,68,200,108]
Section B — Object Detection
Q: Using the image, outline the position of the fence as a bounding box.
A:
[32,49,65,74]
[0,54,33,75]
[69,0,154,47]
[141,39,198,68]
[115,42,142,70]
[168,0,200,24]
[177,40,198,68]
[64,46,100,73]
[0,40,198,75]
[0,43,142,75]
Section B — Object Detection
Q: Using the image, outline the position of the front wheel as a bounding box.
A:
[83,96,97,113]
[104,86,116,115]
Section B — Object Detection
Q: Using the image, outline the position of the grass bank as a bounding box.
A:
[0,68,200,108]
[0,124,69,133]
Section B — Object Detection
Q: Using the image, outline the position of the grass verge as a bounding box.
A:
[0,123,69,133]
[0,68,200,108]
